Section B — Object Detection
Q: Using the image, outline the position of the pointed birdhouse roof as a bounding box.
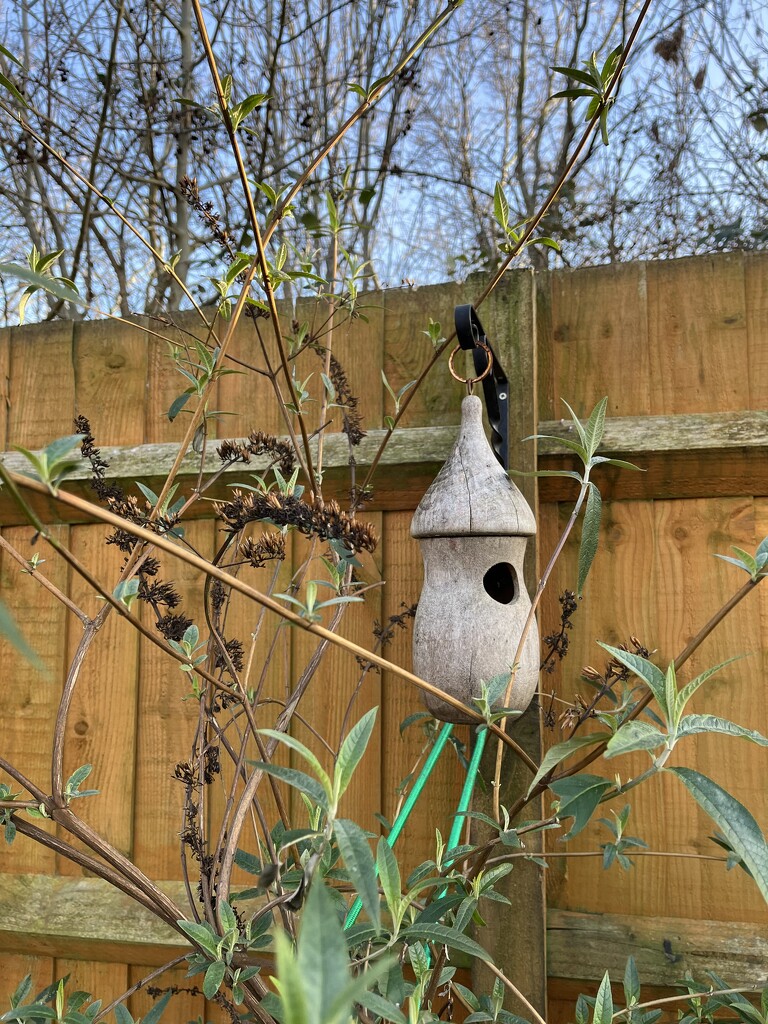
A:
[411,395,536,538]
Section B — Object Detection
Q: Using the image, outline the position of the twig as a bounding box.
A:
[5,469,537,768]
[612,988,762,1019]
[93,956,189,1024]
[484,961,548,1024]
[356,0,655,502]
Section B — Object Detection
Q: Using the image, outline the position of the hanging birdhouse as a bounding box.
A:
[411,392,538,724]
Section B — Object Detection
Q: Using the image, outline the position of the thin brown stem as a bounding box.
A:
[356,0,654,502]
[190,0,318,498]
[0,534,87,623]
[492,480,590,819]
[509,576,762,819]
[93,956,189,1024]
[484,961,548,1024]
[6,470,535,766]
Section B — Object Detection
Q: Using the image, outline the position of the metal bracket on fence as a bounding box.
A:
[454,304,509,470]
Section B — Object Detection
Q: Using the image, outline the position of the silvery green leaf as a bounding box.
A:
[577,482,601,595]
[669,768,768,901]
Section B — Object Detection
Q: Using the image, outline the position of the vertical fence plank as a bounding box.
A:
[0,523,71,873]
[217,315,282,439]
[290,514,384,829]
[646,255,748,415]
[544,262,651,418]
[144,310,205,444]
[471,270,546,1016]
[745,251,768,410]
[58,531,140,869]
[382,282,464,429]
[132,518,216,878]
[73,319,147,445]
[0,327,10,447]
[0,954,54,1004]
[128,963,204,1021]
[6,321,75,448]
[52,960,128,1004]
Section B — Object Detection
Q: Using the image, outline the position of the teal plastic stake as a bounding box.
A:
[344,721,454,930]
[445,725,488,862]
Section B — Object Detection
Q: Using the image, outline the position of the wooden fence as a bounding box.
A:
[0,252,767,1019]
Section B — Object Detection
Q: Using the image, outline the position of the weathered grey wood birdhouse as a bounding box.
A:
[411,394,538,723]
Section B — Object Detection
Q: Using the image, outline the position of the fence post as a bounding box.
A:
[470,269,547,1017]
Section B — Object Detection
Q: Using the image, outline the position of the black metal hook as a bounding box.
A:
[454,304,509,470]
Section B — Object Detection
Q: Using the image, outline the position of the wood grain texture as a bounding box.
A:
[7,320,75,448]
[543,262,651,419]
[132,518,216,878]
[290,514,384,829]
[646,255,748,415]
[537,496,767,926]
[74,318,147,446]
[216,310,281,439]
[0,328,9,448]
[52,960,128,1005]
[745,251,768,410]
[144,309,203,444]
[547,908,768,986]
[128,963,205,1021]
[0,524,71,874]
[382,281,464,430]
[58,528,139,872]
[0,954,54,1006]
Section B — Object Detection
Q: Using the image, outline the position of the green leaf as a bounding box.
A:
[247,762,329,813]
[675,656,744,716]
[2,1005,57,1021]
[376,838,401,922]
[234,848,262,875]
[0,264,83,308]
[334,818,381,934]
[669,767,768,901]
[219,899,237,934]
[401,922,492,963]
[623,956,640,1005]
[604,721,666,758]
[552,66,599,88]
[297,881,351,1024]
[176,919,220,958]
[493,183,509,233]
[577,482,602,595]
[66,764,94,791]
[561,399,589,450]
[10,976,32,1009]
[0,598,46,674]
[533,433,589,461]
[527,733,608,795]
[592,972,613,1024]
[0,71,26,106]
[355,991,406,1024]
[257,730,332,797]
[141,991,172,1024]
[335,707,377,801]
[597,644,667,712]
[584,397,608,459]
[550,775,612,839]
[113,1003,134,1024]
[203,961,227,999]
[0,44,24,68]
[677,715,768,746]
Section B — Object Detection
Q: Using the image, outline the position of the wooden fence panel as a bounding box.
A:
[1,254,767,1010]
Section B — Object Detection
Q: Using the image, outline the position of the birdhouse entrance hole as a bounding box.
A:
[483,562,518,605]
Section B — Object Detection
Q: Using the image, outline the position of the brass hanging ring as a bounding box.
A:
[448,342,493,393]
